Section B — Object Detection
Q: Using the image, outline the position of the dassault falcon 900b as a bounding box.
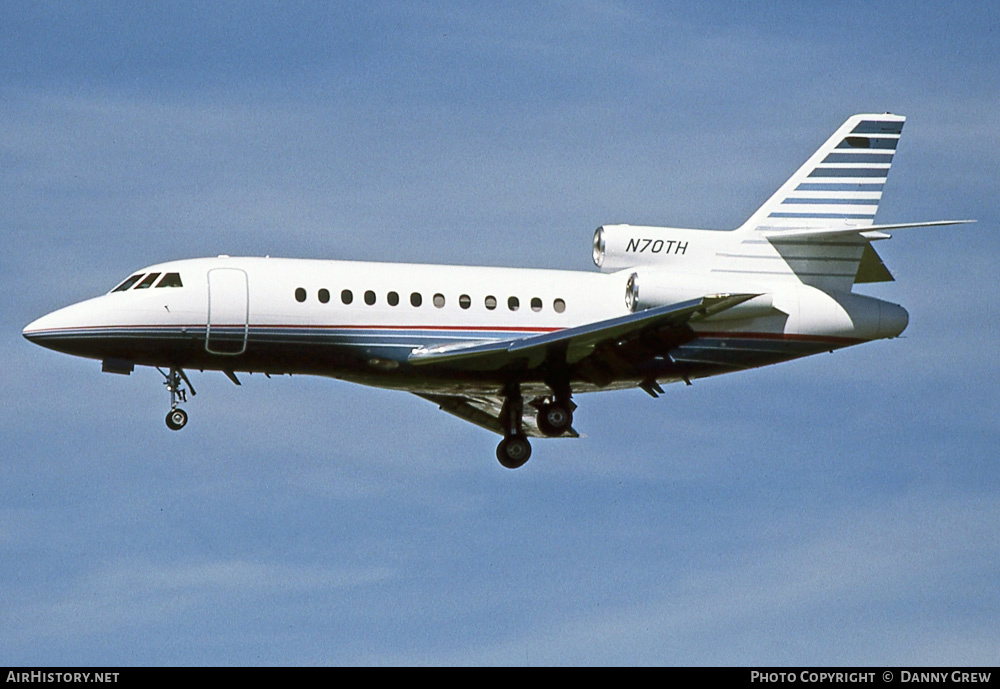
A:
[23,114,971,468]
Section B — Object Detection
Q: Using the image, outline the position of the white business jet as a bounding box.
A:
[23,114,970,468]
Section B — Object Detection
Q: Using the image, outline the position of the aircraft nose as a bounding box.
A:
[23,310,63,345]
[23,299,104,355]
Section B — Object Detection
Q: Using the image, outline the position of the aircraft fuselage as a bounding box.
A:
[23,255,906,395]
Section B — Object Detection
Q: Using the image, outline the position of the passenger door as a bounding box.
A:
[206,268,249,355]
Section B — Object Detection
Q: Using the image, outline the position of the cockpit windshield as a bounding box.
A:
[111,274,144,292]
[134,273,161,289]
[156,273,183,288]
[110,272,183,293]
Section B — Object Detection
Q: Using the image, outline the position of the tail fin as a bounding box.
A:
[738,113,904,234]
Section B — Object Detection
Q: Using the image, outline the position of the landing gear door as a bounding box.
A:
[206,268,249,355]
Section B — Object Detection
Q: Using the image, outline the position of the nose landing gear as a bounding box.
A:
[166,407,188,431]
[157,366,195,431]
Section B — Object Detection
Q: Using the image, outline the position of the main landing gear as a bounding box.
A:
[496,434,532,469]
[495,382,575,469]
[496,382,531,469]
[158,366,195,431]
[537,375,574,439]
[536,399,574,437]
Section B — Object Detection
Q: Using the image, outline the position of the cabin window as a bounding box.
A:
[530,297,542,312]
[341,289,353,305]
[318,288,330,304]
[134,273,161,290]
[433,293,445,308]
[459,294,471,309]
[364,290,376,305]
[553,298,566,313]
[485,295,497,310]
[155,273,183,288]
[387,291,399,306]
[508,296,519,311]
[295,287,307,302]
[410,292,422,307]
[112,274,145,292]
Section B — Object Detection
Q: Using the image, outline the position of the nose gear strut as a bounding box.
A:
[157,366,195,430]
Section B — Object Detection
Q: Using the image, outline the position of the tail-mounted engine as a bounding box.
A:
[623,269,776,319]
[593,224,703,273]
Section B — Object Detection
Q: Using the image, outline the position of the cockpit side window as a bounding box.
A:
[155,273,183,288]
[133,273,161,289]
[112,274,145,292]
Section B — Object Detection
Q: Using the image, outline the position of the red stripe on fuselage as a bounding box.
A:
[26,323,865,346]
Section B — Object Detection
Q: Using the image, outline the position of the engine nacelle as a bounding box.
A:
[624,270,777,320]
[593,224,728,273]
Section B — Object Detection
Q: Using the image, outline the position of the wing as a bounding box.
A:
[409,293,761,437]
[415,393,580,438]
[408,293,761,372]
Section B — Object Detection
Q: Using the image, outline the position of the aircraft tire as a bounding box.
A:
[496,435,532,469]
[166,408,188,431]
[537,403,572,437]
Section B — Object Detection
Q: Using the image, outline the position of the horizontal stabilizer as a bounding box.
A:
[763,219,975,241]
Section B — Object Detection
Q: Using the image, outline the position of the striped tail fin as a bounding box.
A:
[712,114,904,292]
[738,113,904,234]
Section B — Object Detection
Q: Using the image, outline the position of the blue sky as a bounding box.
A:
[2,1,998,665]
